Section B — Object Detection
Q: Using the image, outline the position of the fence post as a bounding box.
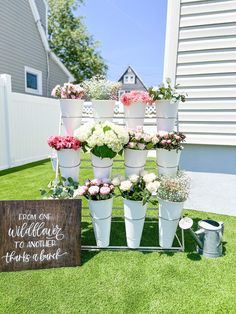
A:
[0,74,12,169]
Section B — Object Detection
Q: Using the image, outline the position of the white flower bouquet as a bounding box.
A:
[112,171,160,205]
[75,121,129,158]
[83,76,121,100]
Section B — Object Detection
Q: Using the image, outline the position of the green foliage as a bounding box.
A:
[40,177,78,199]
[48,0,108,83]
[149,78,187,102]
[91,145,117,159]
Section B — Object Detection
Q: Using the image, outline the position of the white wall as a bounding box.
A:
[0,74,60,170]
[164,0,236,215]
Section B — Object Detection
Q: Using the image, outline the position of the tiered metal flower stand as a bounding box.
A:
[59,103,185,253]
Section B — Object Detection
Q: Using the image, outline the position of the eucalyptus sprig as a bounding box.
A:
[40,177,78,199]
[149,78,186,103]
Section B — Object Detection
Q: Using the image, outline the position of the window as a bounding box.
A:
[123,75,135,84]
[24,66,42,95]
[118,90,126,97]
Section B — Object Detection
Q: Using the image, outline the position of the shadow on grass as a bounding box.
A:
[0,159,50,176]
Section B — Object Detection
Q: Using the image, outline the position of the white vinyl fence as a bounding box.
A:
[0,74,60,170]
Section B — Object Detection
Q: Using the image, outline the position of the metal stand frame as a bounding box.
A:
[56,107,185,253]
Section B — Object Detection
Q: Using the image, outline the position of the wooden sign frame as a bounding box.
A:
[0,199,81,272]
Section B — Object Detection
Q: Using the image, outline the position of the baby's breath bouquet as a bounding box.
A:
[75,121,129,158]
[83,76,121,100]
[157,172,190,202]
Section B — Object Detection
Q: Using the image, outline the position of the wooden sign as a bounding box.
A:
[0,200,81,272]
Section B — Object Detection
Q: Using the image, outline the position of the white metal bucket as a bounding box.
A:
[89,198,113,248]
[91,153,113,179]
[60,99,83,136]
[124,102,146,129]
[57,148,80,182]
[156,100,178,132]
[92,100,115,122]
[123,199,147,249]
[158,197,184,249]
[124,149,148,176]
[156,149,181,177]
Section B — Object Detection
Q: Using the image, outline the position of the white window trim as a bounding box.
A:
[24,66,42,95]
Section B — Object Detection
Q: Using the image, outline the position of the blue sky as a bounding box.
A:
[76,0,167,87]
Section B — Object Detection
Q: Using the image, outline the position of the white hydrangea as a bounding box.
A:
[143,173,157,183]
[146,181,160,193]
[75,121,95,142]
[75,121,129,153]
[120,180,132,191]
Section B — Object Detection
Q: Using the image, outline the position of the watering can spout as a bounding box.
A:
[189,228,204,249]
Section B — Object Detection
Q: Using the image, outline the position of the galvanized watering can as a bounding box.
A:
[179,217,224,258]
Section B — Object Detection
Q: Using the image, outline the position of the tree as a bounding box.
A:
[48,0,108,83]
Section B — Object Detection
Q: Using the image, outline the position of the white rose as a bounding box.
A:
[129,174,139,183]
[146,181,160,193]
[143,134,152,142]
[111,177,120,186]
[152,136,159,145]
[120,180,132,191]
[143,173,157,183]
[137,143,146,150]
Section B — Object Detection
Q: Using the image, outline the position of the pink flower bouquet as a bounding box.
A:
[152,131,186,151]
[120,90,153,106]
[125,126,154,150]
[74,179,115,200]
[48,136,81,151]
[51,83,85,99]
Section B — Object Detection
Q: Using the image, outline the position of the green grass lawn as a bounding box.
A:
[1,157,236,314]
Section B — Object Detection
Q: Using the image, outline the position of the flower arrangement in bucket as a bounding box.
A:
[157,172,190,249]
[48,135,81,182]
[74,178,115,247]
[148,78,187,132]
[124,127,154,176]
[75,121,129,179]
[83,76,121,122]
[120,90,153,129]
[113,172,159,248]
[152,131,186,177]
[51,83,85,99]
[51,82,85,135]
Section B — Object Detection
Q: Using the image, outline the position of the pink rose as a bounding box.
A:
[77,186,88,196]
[91,178,102,186]
[100,186,111,195]
[167,140,172,144]
[88,186,99,195]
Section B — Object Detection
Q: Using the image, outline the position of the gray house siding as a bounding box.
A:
[35,0,47,33]
[0,0,48,95]
[48,57,70,95]
[118,67,147,92]
[0,0,71,97]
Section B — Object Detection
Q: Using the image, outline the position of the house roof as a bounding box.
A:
[29,0,74,81]
[117,65,147,90]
